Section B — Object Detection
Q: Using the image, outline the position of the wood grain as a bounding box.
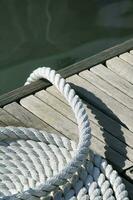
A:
[119,52,133,66]
[91,64,133,98]
[67,75,133,132]
[0,121,6,126]
[20,95,78,141]
[4,102,61,135]
[79,70,133,110]
[106,57,133,84]
[20,93,133,173]
[36,89,133,163]
[0,107,22,126]
[35,90,75,122]
[47,86,133,149]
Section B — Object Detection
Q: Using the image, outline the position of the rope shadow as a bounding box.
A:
[69,82,128,170]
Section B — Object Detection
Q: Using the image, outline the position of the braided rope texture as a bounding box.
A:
[0,127,128,200]
[0,67,129,199]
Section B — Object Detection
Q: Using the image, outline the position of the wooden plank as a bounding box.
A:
[79,70,133,110]
[46,88,133,182]
[1,105,133,196]
[91,64,133,99]
[35,90,75,122]
[36,90,133,163]
[0,107,22,126]
[0,121,6,126]
[90,136,132,173]
[0,38,133,107]
[0,80,51,108]
[1,105,132,195]
[20,95,78,141]
[4,102,61,135]
[47,86,133,149]
[67,75,133,132]
[106,57,133,84]
[47,86,68,105]
[20,94,132,173]
[119,52,133,66]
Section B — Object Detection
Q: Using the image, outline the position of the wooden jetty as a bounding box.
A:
[0,39,133,198]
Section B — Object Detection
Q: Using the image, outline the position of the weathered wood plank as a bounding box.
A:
[0,121,6,126]
[106,57,133,84]
[0,38,133,107]
[47,86,133,149]
[0,107,23,126]
[4,102,61,135]
[90,136,132,173]
[119,52,133,66]
[36,90,133,163]
[20,94,132,173]
[67,75,133,132]
[0,80,50,108]
[35,90,75,122]
[47,86,68,104]
[20,95,78,141]
[80,70,133,110]
[1,103,133,196]
[91,64,133,98]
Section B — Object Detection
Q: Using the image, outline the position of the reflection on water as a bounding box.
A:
[0,0,133,94]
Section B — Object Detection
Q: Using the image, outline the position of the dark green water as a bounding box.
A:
[0,0,133,95]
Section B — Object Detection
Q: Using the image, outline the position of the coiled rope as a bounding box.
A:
[0,67,129,199]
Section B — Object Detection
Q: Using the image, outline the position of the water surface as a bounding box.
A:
[0,0,133,94]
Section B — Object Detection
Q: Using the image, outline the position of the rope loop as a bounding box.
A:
[0,67,129,199]
[24,67,91,196]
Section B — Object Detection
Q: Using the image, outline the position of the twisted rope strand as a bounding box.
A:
[0,67,129,199]
[24,67,91,196]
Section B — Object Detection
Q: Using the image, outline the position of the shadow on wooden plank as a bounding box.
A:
[69,82,132,182]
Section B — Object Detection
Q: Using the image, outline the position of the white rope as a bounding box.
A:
[0,67,129,199]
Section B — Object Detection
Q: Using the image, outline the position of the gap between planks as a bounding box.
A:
[46,86,133,172]
[19,91,133,176]
[4,102,64,138]
[106,56,133,84]
[67,74,133,133]
[1,102,133,198]
[79,69,133,111]
[90,64,133,99]
[47,86,133,149]
[119,52,133,66]
[0,107,24,127]
[2,96,133,198]
[35,89,133,162]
